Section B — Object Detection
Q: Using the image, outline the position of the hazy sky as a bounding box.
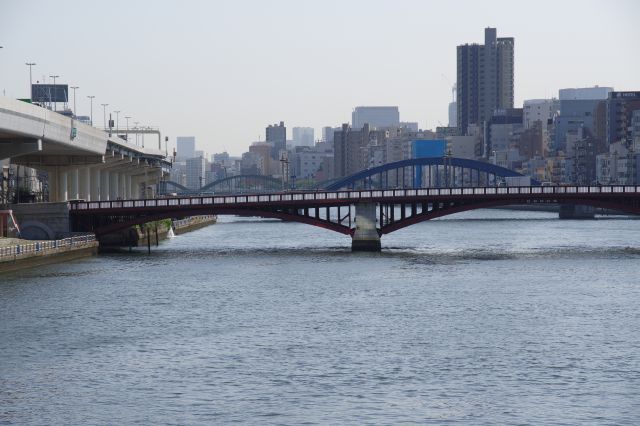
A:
[1,0,638,156]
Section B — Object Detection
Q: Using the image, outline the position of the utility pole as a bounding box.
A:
[25,62,36,99]
[87,95,95,126]
[101,103,108,130]
[114,110,121,134]
[70,86,79,117]
[280,152,289,191]
[49,75,59,111]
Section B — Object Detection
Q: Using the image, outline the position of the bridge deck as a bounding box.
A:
[70,185,640,213]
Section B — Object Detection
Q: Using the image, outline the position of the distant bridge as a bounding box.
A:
[70,185,640,251]
[326,157,537,190]
[160,157,535,196]
[159,174,283,194]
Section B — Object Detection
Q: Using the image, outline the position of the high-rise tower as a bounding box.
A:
[457,28,514,137]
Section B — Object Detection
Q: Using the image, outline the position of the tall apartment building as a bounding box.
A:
[333,123,371,178]
[352,106,400,129]
[266,122,287,159]
[457,27,514,136]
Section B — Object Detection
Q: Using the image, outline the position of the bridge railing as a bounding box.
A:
[68,185,640,211]
[0,234,96,260]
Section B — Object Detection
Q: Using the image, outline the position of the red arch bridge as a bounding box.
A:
[70,185,640,251]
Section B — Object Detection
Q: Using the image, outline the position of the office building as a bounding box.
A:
[457,27,514,136]
[606,91,640,146]
[448,101,457,127]
[176,136,196,161]
[484,108,523,156]
[352,106,400,129]
[186,155,206,189]
[554,86,612,152]
[292,127,315,147]
[266,121,286,159]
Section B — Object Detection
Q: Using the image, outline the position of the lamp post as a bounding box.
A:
[70,86,79,117]
[49,75,59,110]
[101,103,108,130]
[114,110,120,134]
[25,62,36,100]
[87,95,95,126]
[134,121,140,146]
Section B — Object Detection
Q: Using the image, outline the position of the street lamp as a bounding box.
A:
[25,62,36,100]
[49,75,59,111]
[101,103,108,130]
[125,116,131,131]
[70,86,79,117]
[114,110,120,134]
[87,95,95,125]
[134,121,140,146]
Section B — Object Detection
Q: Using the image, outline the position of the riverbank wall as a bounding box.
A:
[0,235,98,274]
[98,215,217,249]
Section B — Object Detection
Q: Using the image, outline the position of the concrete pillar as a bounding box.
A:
[110,172,119,200]
[125,174,132,199]
[90,167,100,201]
[131,176,140,199]
[47,168,58,202]
[59,171,68,202]
[119,172,126,199]
[79,167,90,200]
[559,204,595,219]
[101,169,110,201]
[351,202,381,252]
[67,169,79,200]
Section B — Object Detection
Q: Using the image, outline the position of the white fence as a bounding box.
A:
[0,234,96,260]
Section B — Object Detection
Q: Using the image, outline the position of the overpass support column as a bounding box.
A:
[125,174,132,199]
[47,168,58,202]
[59,171,68,202]
[67,169,79,200]
[101,170,110,201]
[351,202,381,252]
[78,167,90,200]
[109,172,119,200]
[119,172,127,199]
[90,167,100,201]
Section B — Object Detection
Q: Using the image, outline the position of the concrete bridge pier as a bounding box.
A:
[559,204,595,219]
[351,202,381,252]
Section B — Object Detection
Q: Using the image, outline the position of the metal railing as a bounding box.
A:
[0,234,96,260]
[68,185,640,212]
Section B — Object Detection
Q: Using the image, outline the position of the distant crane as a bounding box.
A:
[441,74,457,102]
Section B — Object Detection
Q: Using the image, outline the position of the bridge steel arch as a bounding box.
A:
[325,157,538,191]
[159,175,284,195]
[200,175,282,193]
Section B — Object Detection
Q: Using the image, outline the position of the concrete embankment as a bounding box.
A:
[0,236,98,274]
[98,215,217,249]
[0,215,216,273]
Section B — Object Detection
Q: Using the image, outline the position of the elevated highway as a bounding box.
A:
[0,96,170,202]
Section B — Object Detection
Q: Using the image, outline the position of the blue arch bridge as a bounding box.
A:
[159,157,540,195]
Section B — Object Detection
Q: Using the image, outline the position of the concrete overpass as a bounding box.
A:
[0,96,171,202]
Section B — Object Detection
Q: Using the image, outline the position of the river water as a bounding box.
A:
[1,209,640,425]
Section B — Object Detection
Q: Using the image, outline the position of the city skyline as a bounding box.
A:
[1,0,638,156]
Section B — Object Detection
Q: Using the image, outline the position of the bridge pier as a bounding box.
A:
[351,203,381,252]
[559,204,595,219]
